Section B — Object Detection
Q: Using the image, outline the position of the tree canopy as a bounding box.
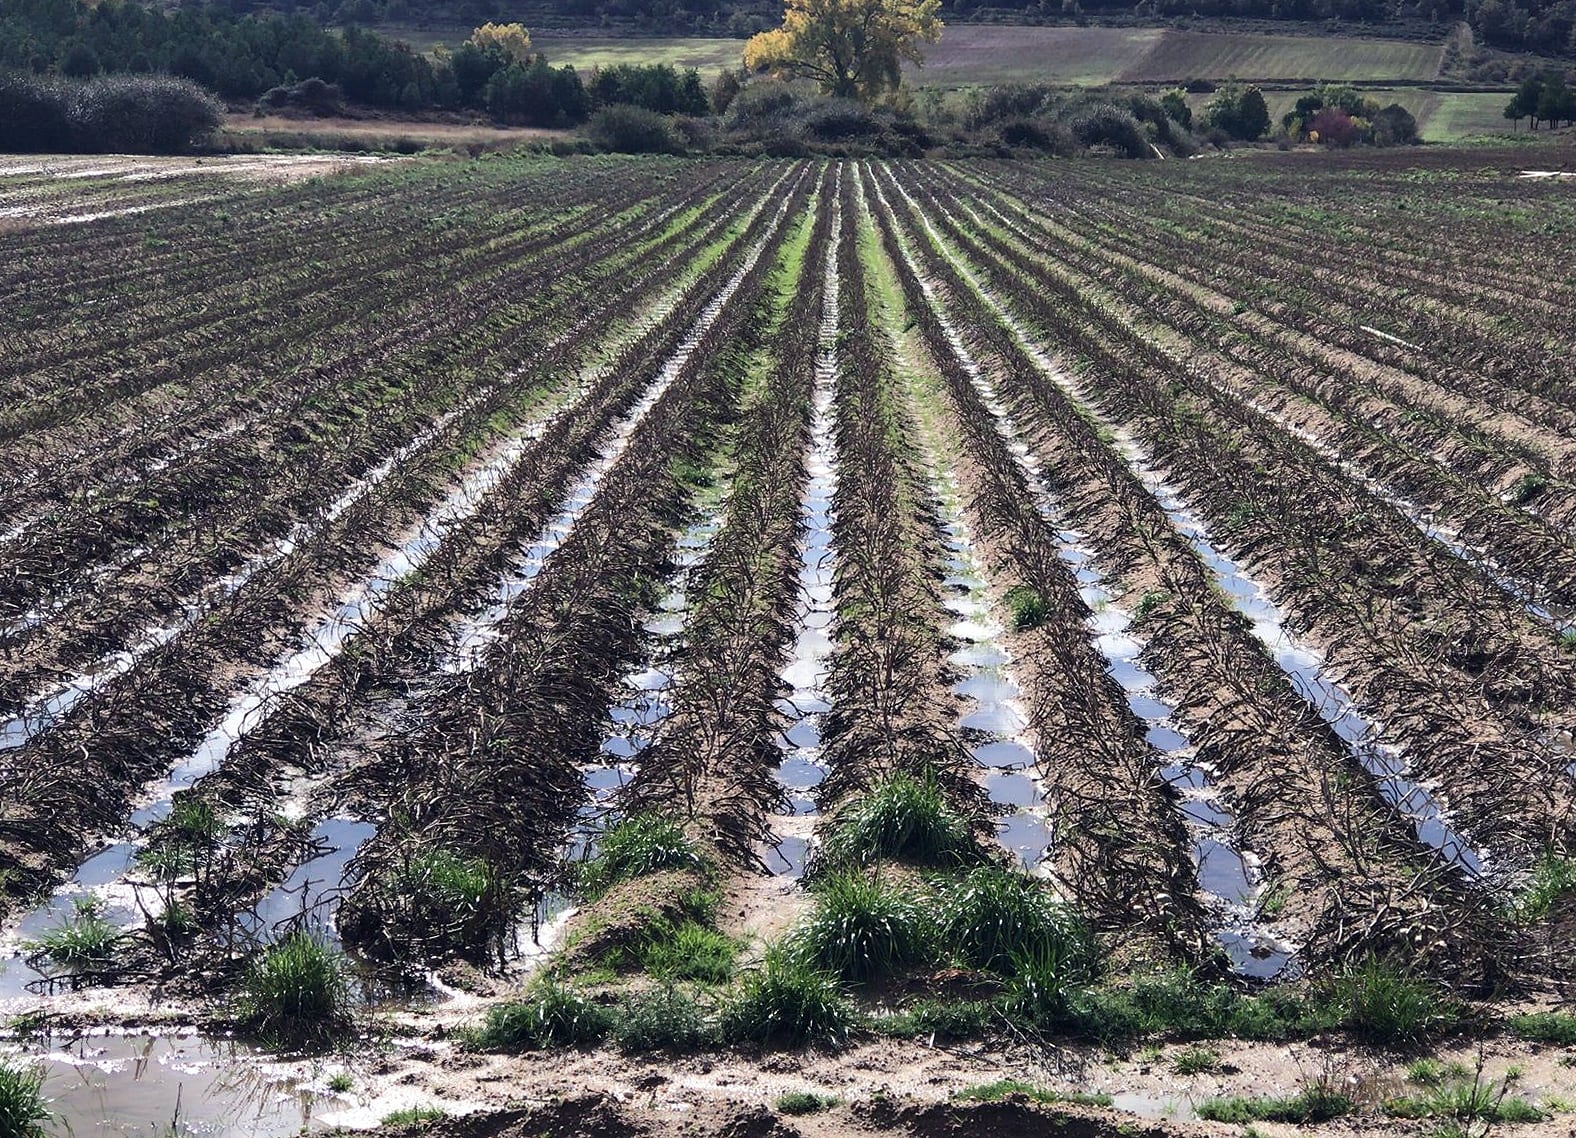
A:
[743,0,942,101]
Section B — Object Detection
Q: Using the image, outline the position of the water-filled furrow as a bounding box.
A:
[0,408,473,749]
[870,173,1287,972]
[442,206,787,671]
[901,178,1486,878]
[767,191,842,881]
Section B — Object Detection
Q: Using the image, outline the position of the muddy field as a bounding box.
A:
[1,150,1574,1137]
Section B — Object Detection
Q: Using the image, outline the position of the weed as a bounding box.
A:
[1324,956,1461,1043]
[1172,1046,1222,1075]
[580,815,705,897]
[1196,1087,1353,1124]
[1385,1067,1546,1124]
[1408,1058,1471,1085]
[953,1080,1112,1106]
[793,872,933,983]
[640,921,738,984]
[1003,585,1049,631]
[1513,853,1576,922]
[1510,472,1549,504]
[29,897,123,969]
[471,977,612,1050]
[775,1091,840,1115]
[612,986,717,1052]
[939,867,1094,976]
[814,773,974,870]
[1001,940,1100,1029]
[236,931,352,1045]
[876,999,998,1039]
[720,945,855,1047]
[1134,589,1171,619]
[0,1063,50,1138]
[1509,1012,1576,1045]
[381,1104,447,1126]
[326,1071,354,1093]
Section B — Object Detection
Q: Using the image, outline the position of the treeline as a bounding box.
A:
[1503,71,1576,124]
[0,0,710,124]
[0,71,222,153]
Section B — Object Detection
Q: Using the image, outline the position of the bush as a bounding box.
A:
[721,945,856,1046]
[237,931,352,1045]
[587,105,680,154]
[1069,103,1149,158]
[793,873,934,983]
[0,72,73,152]
[814,773,974,871]
[580,814,705,896]
[258,77,344,117]
[940,867,1093,976]
[0,1064,50,1138]
[70,74,223,154]
[472,977,612,1050]
[775,1091,839,1114]
[613,986,718,1052]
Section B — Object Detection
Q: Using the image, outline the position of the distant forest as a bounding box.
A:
[1,0,1573,108]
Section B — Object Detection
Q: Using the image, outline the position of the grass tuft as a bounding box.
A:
[940,867,1094,976]
[792,872,934,983]
[1514,853,1576,923]
[814,773,974,871]
[1196,1087,1354,1124]
[0,1063,50,1138]
[1510,1012,1576,1045]
[612,986,718,1052]
[640,920,738,984]
[381,1104,448,1126]
[1003,585,1049,631]
[953,1079,1112,1106]
[720,944,856,1047]
[29,897,124,969]
[236,930,352,1045]
[1172,1045,1223,1075]
[775,1091,840,1115]
[471,977,612,1050]
[1324,956,1461,1043]
[876,999,999,1039]
[580,815,705,897]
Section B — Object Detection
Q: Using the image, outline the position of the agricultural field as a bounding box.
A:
[0,150,1575,1137]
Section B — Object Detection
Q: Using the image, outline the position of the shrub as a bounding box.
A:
[587,105,680,154]
[1324,956,1461,1043]
[940,867,1094,976]
[721,945,855,1046]
[0,1064,50,1138]
[70,74,223,153]
[792,872,934,983]
[29,897,123,969]
[1069,103,1149,158]
[580,814,704,897]
[472,977,612,1050]
[814,773,974,871]
[236,931,352,1045]
[775,1091,840,1114]
[0,72,73,152]
[613,986,717,1052]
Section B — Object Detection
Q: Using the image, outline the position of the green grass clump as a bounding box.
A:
[29,897,123,969]
[640,920,738,984]
[612,986,717,1052]
[1510,1012,1576,1044]
[471,977,612,1050]
[1385,1071,1546,1123]
[720,945,856,1047]
[1060,968,1314,1044]
[580,814,705,897]
[1514,853,1576,922]
[814,774,974,871]
[1196,1087,1354,1124]
[774,1091,840,1115]
[1001,940,1101,1028]
[793,872,934,983]
[876,999,999,1040]
[326,1071,354,1093]
[381,1104,447,1126]
[237,931,352,1044]
[1323,956,1462,1043]
[940,867,1094,976]
[1172,1045,1222,1074]
[0,1063,50,1138]
[1003,585,1049,631]
[953,1079,1111,1106]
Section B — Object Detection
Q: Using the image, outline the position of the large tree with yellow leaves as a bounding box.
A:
[743,0,941,101]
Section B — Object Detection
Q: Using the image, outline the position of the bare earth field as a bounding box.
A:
[2,150,1575,1138]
